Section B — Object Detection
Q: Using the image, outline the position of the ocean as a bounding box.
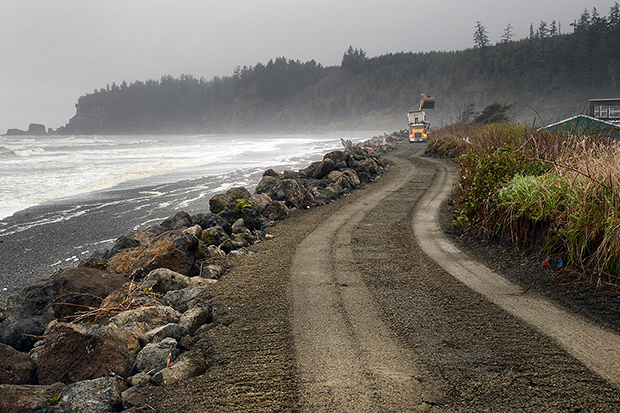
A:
[0,132,377,222]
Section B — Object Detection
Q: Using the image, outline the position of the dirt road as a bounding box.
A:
[139,142,620,412]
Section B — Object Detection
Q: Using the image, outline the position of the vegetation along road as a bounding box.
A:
[139,142,620,411]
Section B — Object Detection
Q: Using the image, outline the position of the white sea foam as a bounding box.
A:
[0,132,378,221]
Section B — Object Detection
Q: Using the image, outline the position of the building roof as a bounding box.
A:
[540,115,620,138]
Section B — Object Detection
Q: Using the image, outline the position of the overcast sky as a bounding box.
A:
[0,0,616,133]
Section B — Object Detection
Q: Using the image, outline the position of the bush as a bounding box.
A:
[432,122,620,288]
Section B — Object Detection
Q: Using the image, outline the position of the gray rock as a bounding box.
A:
[151,351,206,386]
[160,211,192,230]
[132,337,179,375]
[57,375,127,413]
[229,248,255,256]
[141,268,191,293]
[122,385,150,409]
[190,212,229,233]
[269,179,306,208]
[127,371,151,387]
[179,305,211,335]
[144,323,187,343]
[262,200,289,221]
[200,225,231,247]
[110,305,181,335]
[231,218,250,235]
[183,224,203,239]
[0,278,55,351]
[164,287,206,313]
[312,157,336,179]
[248,192,272,212]
[255,175,279,195]
[200,264,223,279]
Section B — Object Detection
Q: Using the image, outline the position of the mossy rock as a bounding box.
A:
[255,176,279,194]
[233,199,261,229]
[201,226,230,246]
[225,187,251,200]
[209,194,232,214]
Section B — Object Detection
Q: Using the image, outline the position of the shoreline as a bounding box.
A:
[0,174,247,304]
[0,132,394,304]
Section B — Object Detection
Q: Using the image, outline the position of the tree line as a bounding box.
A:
[56,4,620,134]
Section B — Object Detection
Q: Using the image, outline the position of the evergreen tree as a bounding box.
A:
[501,24,514,43]
[473,21,490,68]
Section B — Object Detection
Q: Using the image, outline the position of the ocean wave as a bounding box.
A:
[10,147,45,157]
[0,146,17,156]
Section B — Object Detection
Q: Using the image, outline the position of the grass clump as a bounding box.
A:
[432,123,620,289]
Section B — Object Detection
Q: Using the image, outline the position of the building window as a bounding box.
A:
[595,105,609,118]
[594,104,620,119]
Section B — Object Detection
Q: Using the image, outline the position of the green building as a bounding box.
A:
[541,98,620,139]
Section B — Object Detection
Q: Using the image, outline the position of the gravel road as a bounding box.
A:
[125,142,620,412]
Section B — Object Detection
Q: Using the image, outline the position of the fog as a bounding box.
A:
[0,0,616,133]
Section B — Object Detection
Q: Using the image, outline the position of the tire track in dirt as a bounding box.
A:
[414,157,620,385]
[290,147,431,412]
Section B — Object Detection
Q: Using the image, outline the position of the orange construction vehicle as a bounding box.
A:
[408,94,435,142]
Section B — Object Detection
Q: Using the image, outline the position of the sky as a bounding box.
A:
[0,0,616,134]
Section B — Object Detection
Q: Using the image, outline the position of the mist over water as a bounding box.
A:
[0,132,374,222]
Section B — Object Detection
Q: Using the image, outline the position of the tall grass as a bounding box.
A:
[432,123,620,289]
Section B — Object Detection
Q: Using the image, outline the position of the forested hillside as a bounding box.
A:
[56,5,620,134]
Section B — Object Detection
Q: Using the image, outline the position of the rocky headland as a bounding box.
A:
[0,131,406,412]
[4,123,48,136]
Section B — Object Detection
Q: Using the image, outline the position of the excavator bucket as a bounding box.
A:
[419,94,435,110]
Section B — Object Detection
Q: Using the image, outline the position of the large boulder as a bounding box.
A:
[216,198,261,230]
[0,317,51,353]
[0,383,64,413]
[160,211,192,230]
[0,343,37,385]
[191,212,229,233]
[110,305,182,339]
[132,337,179,375]
[0,279,55,351]
[164,287,206,313]
[141,268,212,295]
[200,225,230,247]
[106,227,200,279]
[208,187,251,214]
[36,322,140,385]
[267,179,307,208]
[51,267,127,320]
[151,351,207,386]
[254,175,280,195]
[248,193,272,213]
[56,375,127,413]
[2,279,54,320]
[312,158,336,179]
[323,150,349,166]
[262,200,289,221]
